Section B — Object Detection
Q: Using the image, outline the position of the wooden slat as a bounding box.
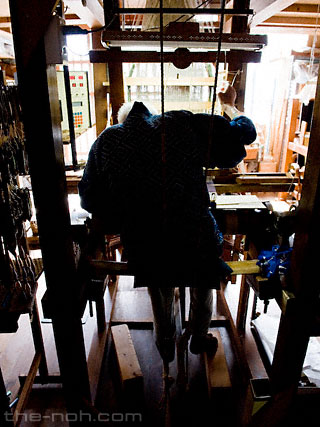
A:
[14,352,42,426]
[264,16,320,27]
[111,324,143,393]
[227,260,260,275]
[90,259,260,277]
[204,330,231,397]
[89,49,262,64]
[235,173,297,184]
[214,183,293,193]
[64,0,104,28]
[288,141,308,157]
[250,0,296,27]
[215,194,266,209]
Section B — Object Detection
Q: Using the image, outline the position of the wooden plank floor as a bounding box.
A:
[2,271,319,426]
[0,274,256,426]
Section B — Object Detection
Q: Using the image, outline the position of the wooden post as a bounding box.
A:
[107,49,125,125]
[102,0,124,125]
[30,301,49,379]
[91,32,109,136]
[250,50,320,427]
[9,0,92,418]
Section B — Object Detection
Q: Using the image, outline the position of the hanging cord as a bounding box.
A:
[159,360,174,427]
[176,327,191,390]
[205,0,226,175]
[160,0,167,225]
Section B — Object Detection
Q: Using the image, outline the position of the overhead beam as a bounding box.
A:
[89,49,262,64]
[64,0,104,29]
[253,25,319,34]
[7,0,59,68]
[0,28,13,41]
[250,0,296,27]
[281,4,320,16]
[0,17,11,28]
[263,16,320,27]
[64,13,83,26]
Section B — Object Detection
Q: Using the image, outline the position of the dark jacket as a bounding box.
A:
[79,102,256,288]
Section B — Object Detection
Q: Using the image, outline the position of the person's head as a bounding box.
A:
[117,100,158,124]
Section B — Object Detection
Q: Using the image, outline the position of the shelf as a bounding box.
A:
[288,141,308,157]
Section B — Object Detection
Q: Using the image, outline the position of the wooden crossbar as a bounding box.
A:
[89,259,260,279]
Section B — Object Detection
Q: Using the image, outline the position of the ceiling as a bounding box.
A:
[0,0,319,57]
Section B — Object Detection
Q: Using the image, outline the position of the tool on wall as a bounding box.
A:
[0,82,36,332]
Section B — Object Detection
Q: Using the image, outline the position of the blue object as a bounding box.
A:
[257,245,292,278]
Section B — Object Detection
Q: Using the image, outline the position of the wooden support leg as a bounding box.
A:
[231,235,243,284]
[236,274,250,334]
[95,298,106,333]
[249,303,310,427]
[216,286,254,426]
[30,300,49,379]
[216,287,251,382]
[51,316,92,418]
[14,353,42,426]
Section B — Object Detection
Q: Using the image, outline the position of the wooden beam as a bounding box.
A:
[89,49,262,64]
[9,0,92,414]
[204,330,232,397]
[0,17,11,28]
[108,47,125,124]
[89,259,261,279]
[235,173,297,184]
[263,16,320,27]
[290,61,320,298]
[8,0,59,68]
[227,260,260,275]
[64,13,83,26]
[91,32,108,136]
[250,0,296,27]
[101,30,268,50]
[231,0,250,33]
[281,4,320,15]
[214,183,294,193]
[64,0,104,29]
[251,45,320,427]
[253,25,319,34]
[13,353,42,425]
[111,324,143,396]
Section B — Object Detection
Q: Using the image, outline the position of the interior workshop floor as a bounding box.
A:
[1,269,320,426]
[0,272,249,427]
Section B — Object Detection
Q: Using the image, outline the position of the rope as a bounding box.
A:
[159,361,174,426]
[159,0,168,227]
[176,328,191,390]
[204,0,226,176]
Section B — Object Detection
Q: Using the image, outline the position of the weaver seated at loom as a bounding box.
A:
[78,84,257,364]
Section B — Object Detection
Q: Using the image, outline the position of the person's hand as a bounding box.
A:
[218,84,237,107]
